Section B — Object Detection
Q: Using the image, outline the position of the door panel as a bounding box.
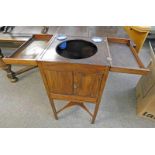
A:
[45,70,73,95]
[74,72,102,98]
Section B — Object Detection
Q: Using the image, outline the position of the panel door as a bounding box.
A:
[44,70,74,95]
[74,72,103,98]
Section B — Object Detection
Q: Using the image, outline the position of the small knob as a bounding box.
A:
[74,83,77,89]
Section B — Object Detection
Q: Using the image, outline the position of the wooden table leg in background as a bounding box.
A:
[41,26,49,34]
[0,48,18,82]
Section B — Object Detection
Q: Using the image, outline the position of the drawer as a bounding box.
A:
[2,34,53,65]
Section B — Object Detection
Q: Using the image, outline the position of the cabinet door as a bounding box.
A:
[44,70,73,95]
[74,72,103,98]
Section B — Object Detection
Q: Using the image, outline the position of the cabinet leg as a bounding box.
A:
[91,103,100,124]
[50,99,58,120]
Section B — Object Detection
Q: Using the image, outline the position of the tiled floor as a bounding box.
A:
[0,26,155,127]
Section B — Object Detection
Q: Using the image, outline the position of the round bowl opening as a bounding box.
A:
[56,40,97,59]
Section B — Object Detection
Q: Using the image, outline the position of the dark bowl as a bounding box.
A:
[56,39,98,59]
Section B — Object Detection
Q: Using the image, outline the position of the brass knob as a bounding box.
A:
[74,83,77,89]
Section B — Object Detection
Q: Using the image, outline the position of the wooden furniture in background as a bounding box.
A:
[0,35,31,82]
[124,26,150,53]
[41,26,49,34]
[0,34,52,82]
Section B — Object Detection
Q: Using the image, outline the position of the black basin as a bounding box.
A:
[56,40,97,59]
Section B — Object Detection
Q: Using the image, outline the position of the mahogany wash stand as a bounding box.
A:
[0,34,149,123]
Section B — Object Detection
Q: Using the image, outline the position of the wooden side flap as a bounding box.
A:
[107,37,149,75]
[2,34,53,65]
